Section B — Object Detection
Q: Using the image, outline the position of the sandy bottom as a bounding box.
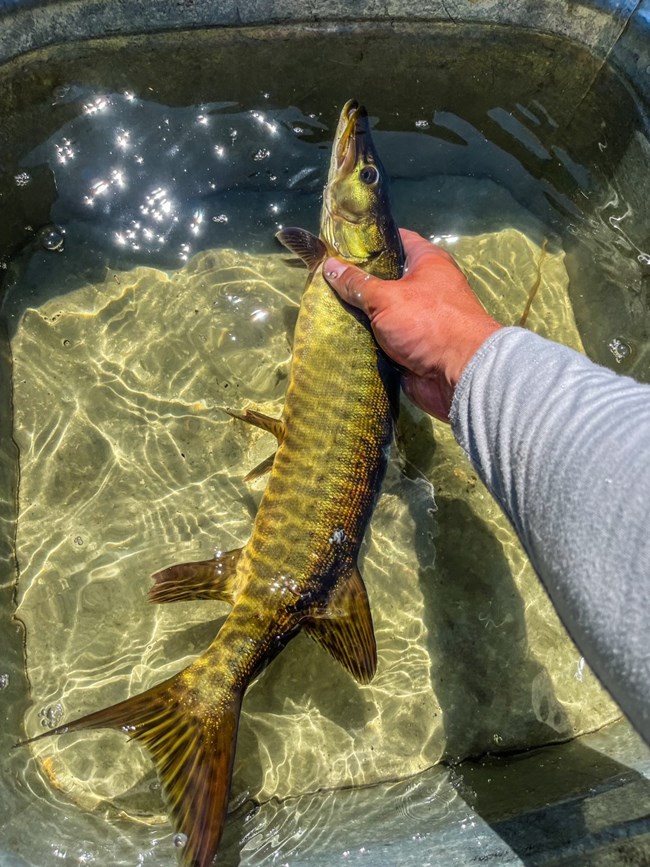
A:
[12,227,618,823]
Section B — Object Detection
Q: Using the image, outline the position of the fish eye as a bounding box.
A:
[359,165,378,184]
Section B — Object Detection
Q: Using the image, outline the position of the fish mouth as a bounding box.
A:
[334,99,370,174]
[322,99,379,239]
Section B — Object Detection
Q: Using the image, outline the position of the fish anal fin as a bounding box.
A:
[21,671,243,867]
[304,565,377,684]
[149,548,242,604]
[226,407,285,443]
[243,452,276,482]
[276,227,327,271]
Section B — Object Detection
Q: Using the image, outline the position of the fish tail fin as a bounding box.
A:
[21,669,244,867]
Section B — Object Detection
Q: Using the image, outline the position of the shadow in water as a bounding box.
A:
[450,732,650,865]
[398,407,573,761]
[0,316,32,747]
[425,495,571,760]
[395,409,650,863]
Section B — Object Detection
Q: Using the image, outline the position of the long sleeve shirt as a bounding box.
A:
[450,326,650,743]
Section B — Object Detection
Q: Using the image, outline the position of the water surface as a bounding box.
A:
[1,22,648,866]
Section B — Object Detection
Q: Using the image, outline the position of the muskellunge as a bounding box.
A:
[22,98,405,867]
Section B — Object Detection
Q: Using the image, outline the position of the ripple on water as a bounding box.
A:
[11,231,620,826]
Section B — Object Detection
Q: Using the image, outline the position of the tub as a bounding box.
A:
[1,2,649,865]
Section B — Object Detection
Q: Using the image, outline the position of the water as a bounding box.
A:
[0,21,649,867]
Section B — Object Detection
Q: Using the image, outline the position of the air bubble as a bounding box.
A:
[52,84,70,102]
[253,148,270,161]
[173,833,188,849]
[14,172,31,187]
[212,214,228,224]
[39,703,63,728]
[0,673,9,690]
[608,337,632,364]
[39,225,65,252]
[74,535,84,546]
[415,119,430,129]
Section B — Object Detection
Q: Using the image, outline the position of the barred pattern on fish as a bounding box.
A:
[21,99,404,867]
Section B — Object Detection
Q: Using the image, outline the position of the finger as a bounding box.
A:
[398,228,460,270]
[398,227,429,246]
[323,258,387,314]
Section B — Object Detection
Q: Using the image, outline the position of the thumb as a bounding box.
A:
[323,257,378,315]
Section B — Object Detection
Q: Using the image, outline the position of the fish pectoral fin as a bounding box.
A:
[21,670,244,867]
[304,565,377,684]
[276,227,328,271]
[243,452,276,482]
[149,548,242,604]
[226,407,285,443]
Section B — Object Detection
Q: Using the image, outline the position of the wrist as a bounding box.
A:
[444,314,502,390]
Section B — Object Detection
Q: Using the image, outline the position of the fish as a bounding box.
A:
[21,99,405,867]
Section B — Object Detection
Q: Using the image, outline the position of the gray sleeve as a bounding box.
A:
[450,326,650,743]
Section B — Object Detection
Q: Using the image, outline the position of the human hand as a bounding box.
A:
[323,229,502,421]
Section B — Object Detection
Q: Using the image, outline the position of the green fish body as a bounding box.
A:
[23,100,404,867]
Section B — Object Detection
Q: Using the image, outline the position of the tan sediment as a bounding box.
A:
[13,231,617,820]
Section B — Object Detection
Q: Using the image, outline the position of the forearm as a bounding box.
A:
[450,327,650,742]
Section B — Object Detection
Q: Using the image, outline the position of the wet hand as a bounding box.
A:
[323,229,502,421]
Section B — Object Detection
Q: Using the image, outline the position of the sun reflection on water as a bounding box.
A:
[5,80,645,864]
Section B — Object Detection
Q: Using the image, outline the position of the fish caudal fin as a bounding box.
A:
[21,671,244,867]
[149,547,242,604]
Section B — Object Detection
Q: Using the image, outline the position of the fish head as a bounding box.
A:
[321,100,403,276]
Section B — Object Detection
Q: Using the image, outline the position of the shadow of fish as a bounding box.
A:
[21,99,405,867]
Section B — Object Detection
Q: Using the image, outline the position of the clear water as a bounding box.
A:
[1,23,649,867]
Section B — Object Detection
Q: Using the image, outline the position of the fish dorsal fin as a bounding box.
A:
[276,227,327,271]
[149,548,242,604]
[304,565,377,684]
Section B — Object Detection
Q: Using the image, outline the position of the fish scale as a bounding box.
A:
[22,99,405,867]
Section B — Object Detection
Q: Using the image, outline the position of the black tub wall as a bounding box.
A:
[0,3,648,866]
[0,318,29,781]
[0,0,647,75]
